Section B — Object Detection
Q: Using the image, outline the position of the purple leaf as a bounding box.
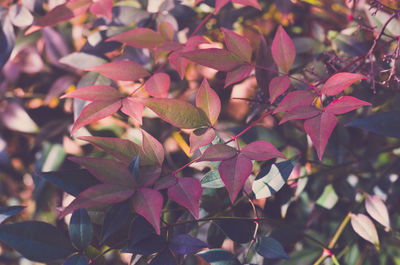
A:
[221,28,252,63]
[365,194,390,229]
[86,60,150,81]
[350,213,379,248]
[167,178,202,219]
[61,85,121,101]
[45,75,76,104]
[325,96,371,114]
[279,105,321,125]
[189,127,216,153]
[141,129,164,167]
[273,90,316,114]
[271,26,296,73]
[107,28,165,49]
[169,234,208,254]
[42,27,70,66]
[196,79,221,125]
[241,141,286,161]
[182,48,242,71]
[224,64,252,88]
[321,73,367,96]
[198,144,238,161]
[144,73,170,98]
[132,188,163,234]
[269,75,291,103]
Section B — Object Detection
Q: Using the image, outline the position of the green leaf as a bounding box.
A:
[201,170,225,188]
[255,236,289,259]
[316,184,339,210]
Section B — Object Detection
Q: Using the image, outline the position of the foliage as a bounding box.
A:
[0,0,400,264]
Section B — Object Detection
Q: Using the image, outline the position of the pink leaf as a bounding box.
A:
[182,48,242,71]
[221,28,252,63]
[141,129,164,167]
[86,61,150,81]
[271,26,296,73]
[71,100,121,135]
[121,97,144,125]
[232,0,261,10]
[196,79,221,125]
[168,178,202,219]
[107,28,165,49]
[321,73,367,96]
[138,98,210,129]
[77,136,141,165]
[224,64,252,88]
[189,127,216,153]
[304,112,338,160]
[158,22,175,41]
[186,36,209,47]
[60,184,135,219]
[144,73,170,98]
[350,213,379,247]
[89,0,113,21]
[325,96,371,114]
[132,188,163,234]
[61,85,121,101]
[241,141,286,161]
[365,194,390,229]
[169,50,189,80]
[279,105,321,125]
[214,0,230,13]
[273,90,316,114]
[219,154,253,203]
[198,144,238,161]
[269,75,291,103]
[68,156,135,186]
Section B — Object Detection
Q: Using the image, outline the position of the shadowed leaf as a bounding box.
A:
[346,111,400,138]
[271,26,296,73]
[168,178,202,218]
[255,237,289,259]
[0,206,25,224]
[69,209,93,251]
[64,253,89,265]
[279,106,321,125]
[101,201,131,243]
[132,188,163,234]
[198,144,237,162]
[215,219,256,243]
[225,64,252,88]
[170,234,208,254]
[197,249,241,265]
[269,75,291,103]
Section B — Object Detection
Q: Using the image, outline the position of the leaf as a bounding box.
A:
[221,28,252,63]
[197,249,241,265]
[214,219,255,243]
[224,64,252,88]
[128,156,140,183]
[182,48,242,71]
[149,248,177,265]
[107,28,165,49]
[170,234,208,254]
[158,22,175,41]
[141,129,164,166]
[0,14,15,69]
[86,60,150,81]
[59,52,107,70]
[214,0,230,14]
[198,144,237,162]
[304,112,338,160]
[70,99,121,135]
[139,98,210,129]
[321,73,367,96]
[255,236,290,259]
[241,140,286,161]
[42,27,70,66]
[365,194,390,229]
[273,90,316,113]
[346,111,400,138]
[124,233,166,255]
[271,26,296,73]
[144,73,170,98]
[60,184,135,218]
[196,79,221,125]
[324,96,371,115]
[0,101,39,133]
[89,0,113,21]
[122,215,157,252]
[168,178,202,219]
[0,206,25,224]
[269,75,291,103]
[69,209,93,251]
[201,170,225,188]
[9,4,34,27]
[350,213,379,248]
[316,184,339,210]
[252,161,293,199]
[35,169,100,197]
[219,154,253,203]
[61,85,121,101]
[279,106,321,125]
[169,50,189,79]
[64,253,89,265]
[255,34,272,92]
[0,221,74,262]
[190,127,216,153]
[77,136,141,165]
[121,97,144,125]
[132,188,163,234]
[101,201,131,243]
[232,0,261,10]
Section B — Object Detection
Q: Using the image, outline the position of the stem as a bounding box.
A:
[190,12,213,38]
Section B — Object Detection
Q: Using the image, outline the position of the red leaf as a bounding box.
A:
[89,0,113,21]
[271,26,296,73]
[77,136,141,165]
[273,90,316,114]
[232,0,261,10]
[219,154,253,203]
[241,141,286,161]
[141,129,164,167]
[60,184,135,219]
[132,188,163,234]
[198,144,238,161]
[158,22,175,41]
[71,100,121,135]
[168,178,202,219]
[196,79,221,125]
[189,127,216,153]
[107,28,165,49]
[186,36,210,47]
[61,85,121,101]
[214,0,230,13]
[138,98,210,129]
[321,73,367,96]
[144,73,170,98]
[86,61,150,81]
[269,75,291,103]
[182,48,242,71]
[224,64,252,88]
[325,96,371,114]
[169,51,189,80]
[279,105,321,125]
[304,112,338,160]
[221,28,252,63]
[121,97,144,125]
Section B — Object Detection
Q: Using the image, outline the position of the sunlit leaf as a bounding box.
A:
[221,28,252,63]
[170,234,208,254]
[69,209,93,251]
[350,213,379,248]
[271,26,296,73]
[325,96,371,114]
[316,184,338,210]
[0,101,39,133]
[9,4,34,27]
[255,236,289,259]
[0,206,25,224]
[321,73,367,96]
[107,28,165,49]
[121,97,144,125]
[241,140,286,161]
[269,75,291,103]
[273,90,316,114]
[141,129,164,166]
[201,170,225,189]
[190,127,216,153]
[144,73,170,98]
[198,144,237,162]
[279,106,321,125]
[182,48,242,71]
[168,178,202,218]
[132,188,163,234]
[86,60,150,81]
[89,0,113,21]
[59,52,107,70]
[365,194,390,229]
[196,79,221,125]
[61,85,121,101]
